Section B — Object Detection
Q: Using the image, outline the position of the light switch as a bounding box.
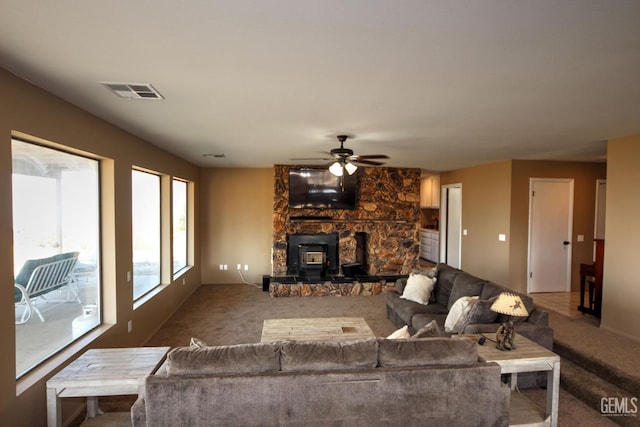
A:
[498,234,506,242]
[577,235,584,242]
[463,229,468,236]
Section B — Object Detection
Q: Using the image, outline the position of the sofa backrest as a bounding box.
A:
[436,262,536,322]
[165,337,479,376]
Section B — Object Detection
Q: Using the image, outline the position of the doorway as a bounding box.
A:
[528,178,574,293]
[440,184,462,269]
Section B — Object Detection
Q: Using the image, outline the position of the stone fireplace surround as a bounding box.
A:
[272,165,421,281]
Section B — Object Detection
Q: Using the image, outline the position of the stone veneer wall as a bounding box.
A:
[273,165,421,276]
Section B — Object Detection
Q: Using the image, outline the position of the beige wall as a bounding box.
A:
[441,159,606,295]
[200,168,274,284]
[440,161,513,286]
[0,68,201,426]
[509,160,607,293]
[601,135,640,342]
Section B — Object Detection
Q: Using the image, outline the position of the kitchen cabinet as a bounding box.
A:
[419,229,439,263]
[420,174,440,208]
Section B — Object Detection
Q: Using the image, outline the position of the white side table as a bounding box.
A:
[46,346,170,427]
[458,334,560,427]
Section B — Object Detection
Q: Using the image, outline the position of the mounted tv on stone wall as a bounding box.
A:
[288,167,358,210]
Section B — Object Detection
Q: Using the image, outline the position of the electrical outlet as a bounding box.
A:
[127,320,133,333]
[237,264,241,270]
[244,264,249,271]
[223,264,228,270]
[219,264,224,270]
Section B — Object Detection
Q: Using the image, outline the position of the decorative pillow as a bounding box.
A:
[412,319,441,338]
[400,273,437,305]
[387,325,411,339]
[465,297,499,324]
[444,296,479,333]
[434,264,460,307]
[189,337,208,348]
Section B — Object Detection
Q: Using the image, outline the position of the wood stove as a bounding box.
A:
[286,233,339,279]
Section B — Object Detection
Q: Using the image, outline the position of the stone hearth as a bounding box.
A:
[269,280,396,297]
[272,165,421,277]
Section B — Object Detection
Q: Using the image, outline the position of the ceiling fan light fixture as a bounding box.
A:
[345,162,358,175]
[329,161,344,176]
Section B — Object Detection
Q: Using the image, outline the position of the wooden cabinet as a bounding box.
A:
[419,229,439,263]
[420,174,440,208]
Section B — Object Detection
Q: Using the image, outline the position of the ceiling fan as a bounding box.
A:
[292,135,389,176]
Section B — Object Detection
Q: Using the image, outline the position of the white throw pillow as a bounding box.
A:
[400,273,437,305]
[387,325,411,339]
[444,296,479,333]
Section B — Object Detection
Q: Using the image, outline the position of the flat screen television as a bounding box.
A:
[289,167,358,209]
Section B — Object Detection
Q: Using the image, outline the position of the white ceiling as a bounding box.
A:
[2,1,640,171]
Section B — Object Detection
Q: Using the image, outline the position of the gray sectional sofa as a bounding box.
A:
[132,337,510,426]
[386,263,553,387]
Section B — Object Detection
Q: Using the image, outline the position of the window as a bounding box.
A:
[12,139,101,378]
[132,170,161,299]
[172,179,188,275]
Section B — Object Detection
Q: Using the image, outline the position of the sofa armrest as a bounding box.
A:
[395,278,407,294]
[131,396,146,427]
[526,307,548,326]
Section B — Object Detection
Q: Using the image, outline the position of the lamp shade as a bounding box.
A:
[490,292,529,317]
[329,161,344,176]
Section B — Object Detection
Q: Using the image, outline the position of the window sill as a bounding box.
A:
[16,323,115,396]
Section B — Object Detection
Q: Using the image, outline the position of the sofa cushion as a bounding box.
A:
[480,281,506,300]
[434,264,460,307]
[447,272,486,310]
[280,338,378,372]
[378,337,478,367]
[466,296,499,324]
[386,292,448,326]
[400,273,437,305]
[166,342,281,375]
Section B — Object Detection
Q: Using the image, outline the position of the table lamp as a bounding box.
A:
[490,292,529,351]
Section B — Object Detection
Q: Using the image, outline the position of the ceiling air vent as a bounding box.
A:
[100,82,164,99]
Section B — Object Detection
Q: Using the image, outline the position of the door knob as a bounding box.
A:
[563,241,570,245]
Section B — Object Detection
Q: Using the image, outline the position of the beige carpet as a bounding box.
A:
[142,283,620,426]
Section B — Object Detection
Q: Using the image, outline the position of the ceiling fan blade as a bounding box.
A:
[353,154,389,160]
[350,159,385,166]
[290,157,334,161]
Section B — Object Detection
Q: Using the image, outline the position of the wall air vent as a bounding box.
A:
[100,82,164,99]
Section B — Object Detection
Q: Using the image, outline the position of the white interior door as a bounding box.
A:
[528,179,574,293]
[440,184,462,269]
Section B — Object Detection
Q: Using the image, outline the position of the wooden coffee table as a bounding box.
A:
[46,346,170,427]
[457,334,560,427]
[261,317,375,342]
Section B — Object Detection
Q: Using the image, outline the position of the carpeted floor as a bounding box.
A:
[143,283,622,426]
